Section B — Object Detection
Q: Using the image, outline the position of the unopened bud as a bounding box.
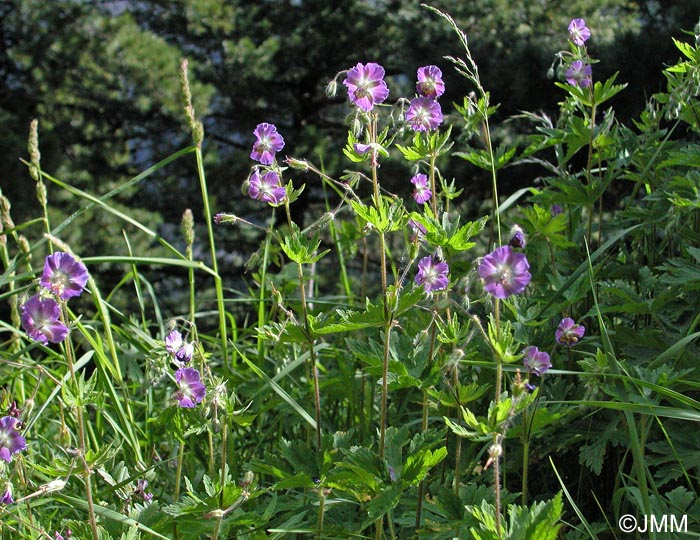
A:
[488,443,502,460]
[326,79,338,98]
[241,471,254,487]
[285,156,309,171]
[508,224,526,249]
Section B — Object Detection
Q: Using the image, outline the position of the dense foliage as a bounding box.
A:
[2,3,700,540]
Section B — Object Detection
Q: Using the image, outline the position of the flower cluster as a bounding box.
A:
[21,252,88,344]
[247,123,287,206]
[565,18,592,88]
[406,65,444,132]
[163,327,206,408]
[165,328,194,365]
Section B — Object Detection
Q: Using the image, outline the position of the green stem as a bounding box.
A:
[62,309,99,540]
[194,146,229,368]
[483,120,501,246]
[316,488,326,540]
[521,406,529,506]
[285,201,322,450]
[174,438,186,540]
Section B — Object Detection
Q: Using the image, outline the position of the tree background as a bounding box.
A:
[3,0,699,310]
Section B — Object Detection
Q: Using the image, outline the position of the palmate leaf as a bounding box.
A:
[507,492,564,540]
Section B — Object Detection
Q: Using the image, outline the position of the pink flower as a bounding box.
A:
[415,256,449,294]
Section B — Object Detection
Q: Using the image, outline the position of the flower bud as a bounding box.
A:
[285,156,309,171]
[325,79,338,98]
[508,224,526,249]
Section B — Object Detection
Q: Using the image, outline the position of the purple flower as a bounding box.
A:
[416,65,445,100]
[555,317,585,346]
[415,255,449,294]
[353,143,372,155]
[0,416,26,462]
[343,62,390,112]
[165,329,183,354]
[21,294,69,344]
[523,346,552,376]
[174,368,206,408]
[568,18,591,46]
[410,173,432,204]
[248,170,286,205]
[165,330,194,364]
[175,342,194,364]
[551,204,563,216]
[508,225,526,249]
[408,218,427,241]
[1,485,13,505]
[478,245,531,299]
[40,252,89,300]
[566,60,592,88]
[405,96,443,132]
[250,123,285,165]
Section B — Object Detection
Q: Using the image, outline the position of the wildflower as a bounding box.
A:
[416,65,445,99]
[165,329,194,365]
[410,173,432,204]
[134,479,153,503]
[0,416,26,462]
[1,485,12,505]
[250,123,285,165]
[555,317,585,346]
[408,218,427,241]
[248,170,286,205]
[343,62,389,112]
[353,143,372,155]
[551,204,563,216]
[508,225,526,249]
[415,255,449,294]
[21,294,69,344]
[523,346,552,376]
[174,368,206,408]
[40,252,89,300]
[405,96,443,132]
[164,329,183,354]
[566,60,592,88]
[478,245,531,299]
[568,18,591,46]
[175,342,194,364]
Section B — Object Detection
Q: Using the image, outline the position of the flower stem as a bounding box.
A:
[368,113,392,459]
[62,309,99,540]
[284,201,322,450]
